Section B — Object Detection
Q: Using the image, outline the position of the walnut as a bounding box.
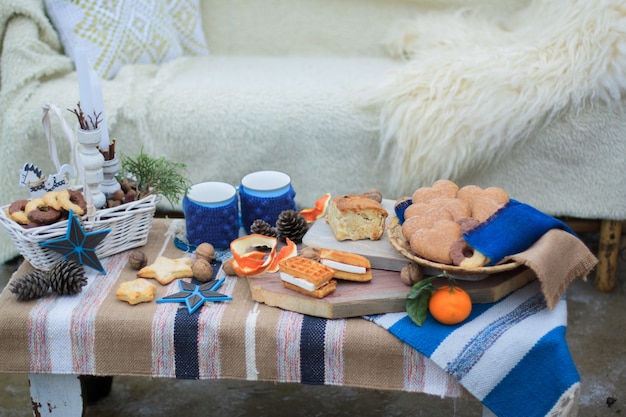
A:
[113,189,125,201]
[124,189,137,203]
[299,246,320,261]
[195,242,216,262]
[222,258,236,276]
[128,250,148,270]
[400,262,423,286]
[192,258,214,282]
[362,188,383,203]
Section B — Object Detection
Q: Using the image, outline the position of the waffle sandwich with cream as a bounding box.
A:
[279,256,337,298]
[318,248,372,282]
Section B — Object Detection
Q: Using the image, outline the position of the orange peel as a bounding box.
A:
[300,193,331,222]
[230,234,278,276]
[267,238,298,273]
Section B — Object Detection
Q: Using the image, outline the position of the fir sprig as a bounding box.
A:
[118,150,190,206]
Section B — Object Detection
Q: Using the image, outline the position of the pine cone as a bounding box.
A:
[49,259,87,295]
[9,270,50,301]
[250,219,278,237]
[276,210,309,243]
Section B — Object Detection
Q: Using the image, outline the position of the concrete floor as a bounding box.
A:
[0,231,624,417]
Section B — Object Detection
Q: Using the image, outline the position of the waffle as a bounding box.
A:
[279,256,335,287]
[318,248,372,282]
[282,279,337,299]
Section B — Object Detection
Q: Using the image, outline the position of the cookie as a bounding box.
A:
[116,278,157,305]
[137,256,194,285]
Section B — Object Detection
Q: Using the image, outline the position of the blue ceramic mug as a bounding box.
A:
[183,182,239,249]
[239,170,296,234]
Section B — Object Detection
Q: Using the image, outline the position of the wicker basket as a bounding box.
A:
[0,103,160,271]
[0,194,160,270]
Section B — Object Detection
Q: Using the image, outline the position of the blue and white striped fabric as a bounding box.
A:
[366,280,580,417]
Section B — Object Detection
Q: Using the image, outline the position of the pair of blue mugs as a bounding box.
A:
[183,171,296,249]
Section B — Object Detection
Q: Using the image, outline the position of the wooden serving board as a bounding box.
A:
[302,199,408,271]
[247,267,537,319]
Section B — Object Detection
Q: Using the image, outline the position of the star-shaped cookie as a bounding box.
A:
[136,256,193,285]
[116,278,157,305]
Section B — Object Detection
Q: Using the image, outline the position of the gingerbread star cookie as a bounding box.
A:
[136,256,193,285]
[116,278,157,305]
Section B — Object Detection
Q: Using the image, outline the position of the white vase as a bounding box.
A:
[76,126,106,209]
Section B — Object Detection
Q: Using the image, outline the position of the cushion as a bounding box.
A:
[44,0,209,79]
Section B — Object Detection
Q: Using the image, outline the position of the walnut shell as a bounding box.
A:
[192,259,214,282]
[299,246,320,260]
[362,188,383,203]
[400,262,423,286]
[222,258,236,276]
[195,242,216,262]
[128,250,148,270]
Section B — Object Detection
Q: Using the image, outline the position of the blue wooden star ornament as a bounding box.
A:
[156,278,232,314]
[40,210,110,274]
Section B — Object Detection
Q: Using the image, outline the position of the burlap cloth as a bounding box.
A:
[506,228,598,309]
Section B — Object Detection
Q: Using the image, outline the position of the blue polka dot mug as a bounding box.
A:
[183,181,239,249]
[239,170,296,234]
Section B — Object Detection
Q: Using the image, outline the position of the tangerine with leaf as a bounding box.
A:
[428,285,472,325]
[406,271,472,326]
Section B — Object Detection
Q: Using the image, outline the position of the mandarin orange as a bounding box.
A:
[428,285,472,325]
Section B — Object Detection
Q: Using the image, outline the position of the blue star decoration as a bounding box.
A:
[156,278,232,314]
[40,210,110,274]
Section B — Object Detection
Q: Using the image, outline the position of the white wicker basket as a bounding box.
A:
[0,103,160,271]
[0,194,160,270]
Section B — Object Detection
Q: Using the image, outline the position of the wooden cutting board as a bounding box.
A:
[302,199,408,271]
[247,267,536,319]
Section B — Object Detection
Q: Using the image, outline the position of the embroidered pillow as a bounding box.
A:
[45,0,209,80]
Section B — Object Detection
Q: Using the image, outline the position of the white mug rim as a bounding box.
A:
[186,181,237,206]
[241,170,291,192]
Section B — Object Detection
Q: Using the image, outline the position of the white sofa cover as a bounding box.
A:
[1,0,625,288]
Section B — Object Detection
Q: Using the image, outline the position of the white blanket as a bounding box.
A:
[361,0,626,193]
[2,0,626,266]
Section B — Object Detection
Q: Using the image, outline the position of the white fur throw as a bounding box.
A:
[361,0,626,193]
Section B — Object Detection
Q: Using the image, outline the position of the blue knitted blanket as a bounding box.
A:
[367,280,580,417]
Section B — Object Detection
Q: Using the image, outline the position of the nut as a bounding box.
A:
[124,189,137,203]
[299,246,320,261]
[128,250,148,270]
[400,262,423,286]
[362,188,383,203]
[222,258,236,276]
[195,242,215,262]
[192,258,214,282]
[113,189,125,201]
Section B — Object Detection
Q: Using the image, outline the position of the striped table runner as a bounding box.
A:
[0,220,464,399]
[0,219,581,416]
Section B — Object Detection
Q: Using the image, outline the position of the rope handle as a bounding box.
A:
[41,103,95,218]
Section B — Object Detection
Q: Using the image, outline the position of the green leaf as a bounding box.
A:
[405,276,437,326]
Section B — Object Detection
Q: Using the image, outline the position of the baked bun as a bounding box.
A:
[457,184,509,222]
[401,180,509,268]
[411,179,458,204]
[326,194,388,241]
[409,219,463,264]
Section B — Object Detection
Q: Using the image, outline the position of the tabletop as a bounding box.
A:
[0,218,581,417]
[0,219,465,398]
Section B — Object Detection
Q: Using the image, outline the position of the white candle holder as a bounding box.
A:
[76,126,106,210]
[101,156,121,200]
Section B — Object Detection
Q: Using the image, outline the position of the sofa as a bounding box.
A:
[1,0,625,289]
